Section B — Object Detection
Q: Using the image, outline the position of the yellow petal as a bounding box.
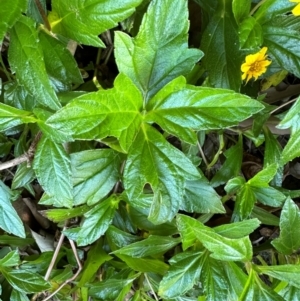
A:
[290,0,300,3]
[292,4,300,16]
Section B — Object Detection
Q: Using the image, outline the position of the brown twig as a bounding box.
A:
[0,131,42,171]
[34,0,51,31]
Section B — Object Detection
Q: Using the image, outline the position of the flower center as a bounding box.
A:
[249,61,261,73]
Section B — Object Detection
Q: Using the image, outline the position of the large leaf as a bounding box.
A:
[158,251,203,298]
[49,0,143,47]
[177,214,252,261]
[71,149,122,206]
[46,73,143,151]
[201,0,242,91]
[0,0,27,42]
[124,124,200,224]
[0,181,25,238]
[272,198,300,255]
[113,235,180,257]
[145,77,264,144]
[63,195,119,246]
[8,16,60,110]
[115,0,202,102]
[0,268,50,293]
[39,31,83,92]
[33,136,73,208]
[263,16,300,79]
[0,103,36,132]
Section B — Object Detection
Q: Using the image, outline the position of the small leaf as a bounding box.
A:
[0,0,27,42]
[113,235,180,257]
[8,16,60,110]
[239,17,263,49]
[43,205,89,223]
[115,0,202,102]
[232,0,251,23]
[251,206,279,226]
[177,214,252,261]
[158,251,203,298]
[39,31,83,92]
[0,103,36,132]
[1,268,50,293]
[33,136,73,208]
[0,181,25,238]
[272,198,300,255]
[71,149,121,206]
[124,124,200,224]
[64,195,119,246]
[49,0,143,47]
[0,251,19,267]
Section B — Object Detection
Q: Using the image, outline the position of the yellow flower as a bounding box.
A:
[290,0,300,16]
[241,47,271,83]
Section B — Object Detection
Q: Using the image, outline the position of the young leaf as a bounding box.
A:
[177,214,252,261]
[0,0,27,42]
[0,181,25,238]
[112,235,180,258]
[146,77,264,144]
[8,16,60,110]
[71,149,122,206]
[0,103,36,132]
[64,195,119,246]
[158,251,203,298]
[201,0,242,91]
[256,264,300,289]
[49,0,143,47]
[124,124,200,224]
[115,0,203,102]
[0,268,50,293]
[38,31,83,92]
[46,73,143,151]
[43,205,89,223]
[33,136,73,208]
[272,198,300,255]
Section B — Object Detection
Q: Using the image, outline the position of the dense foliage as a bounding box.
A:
[1,0,300,300]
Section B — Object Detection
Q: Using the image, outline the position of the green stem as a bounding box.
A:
[207,133,225,170]
[0,55,13,81]
[250,0,267,16]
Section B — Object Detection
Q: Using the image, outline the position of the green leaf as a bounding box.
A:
[181,178,225,214]
[113,235,180,258]
[115,0,203,102]
[0,103,36,132]
[211,136,243,187]
[272,198,300,255]
[0,181,25,238]
[10,291,30,301]
[0,0,27,42]
[254,0,294,24]
[64,195,119,246]
[239,17,263,49]
[33,136,73,208]
[145,77,263,143]
[46,73,143,151]
[89,270,140,300]
[263,16,300,79]
[12,163,35,190]
[0,251,19,267]
[277,96,300,164]
[8,16,60,110]
[0,235,34,248]
[116,254,168,275]
[38,31,83,92]
[77,239,112,287]
[248,164,278,186]
[214,218,260,239]
[0,268,50,293]
[49,0,142,47]
[177,214,252,261]
[124,124,200,224]
[43,205,89,223]
[158,251,203,298]
[251,206,279,226]
[106,226,140,250]
[256,264,300,289]
[71,149,121,206]
[232,0,251,23]
[201,0,242,91]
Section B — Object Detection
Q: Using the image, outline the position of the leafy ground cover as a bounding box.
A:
[1,0,300,300]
